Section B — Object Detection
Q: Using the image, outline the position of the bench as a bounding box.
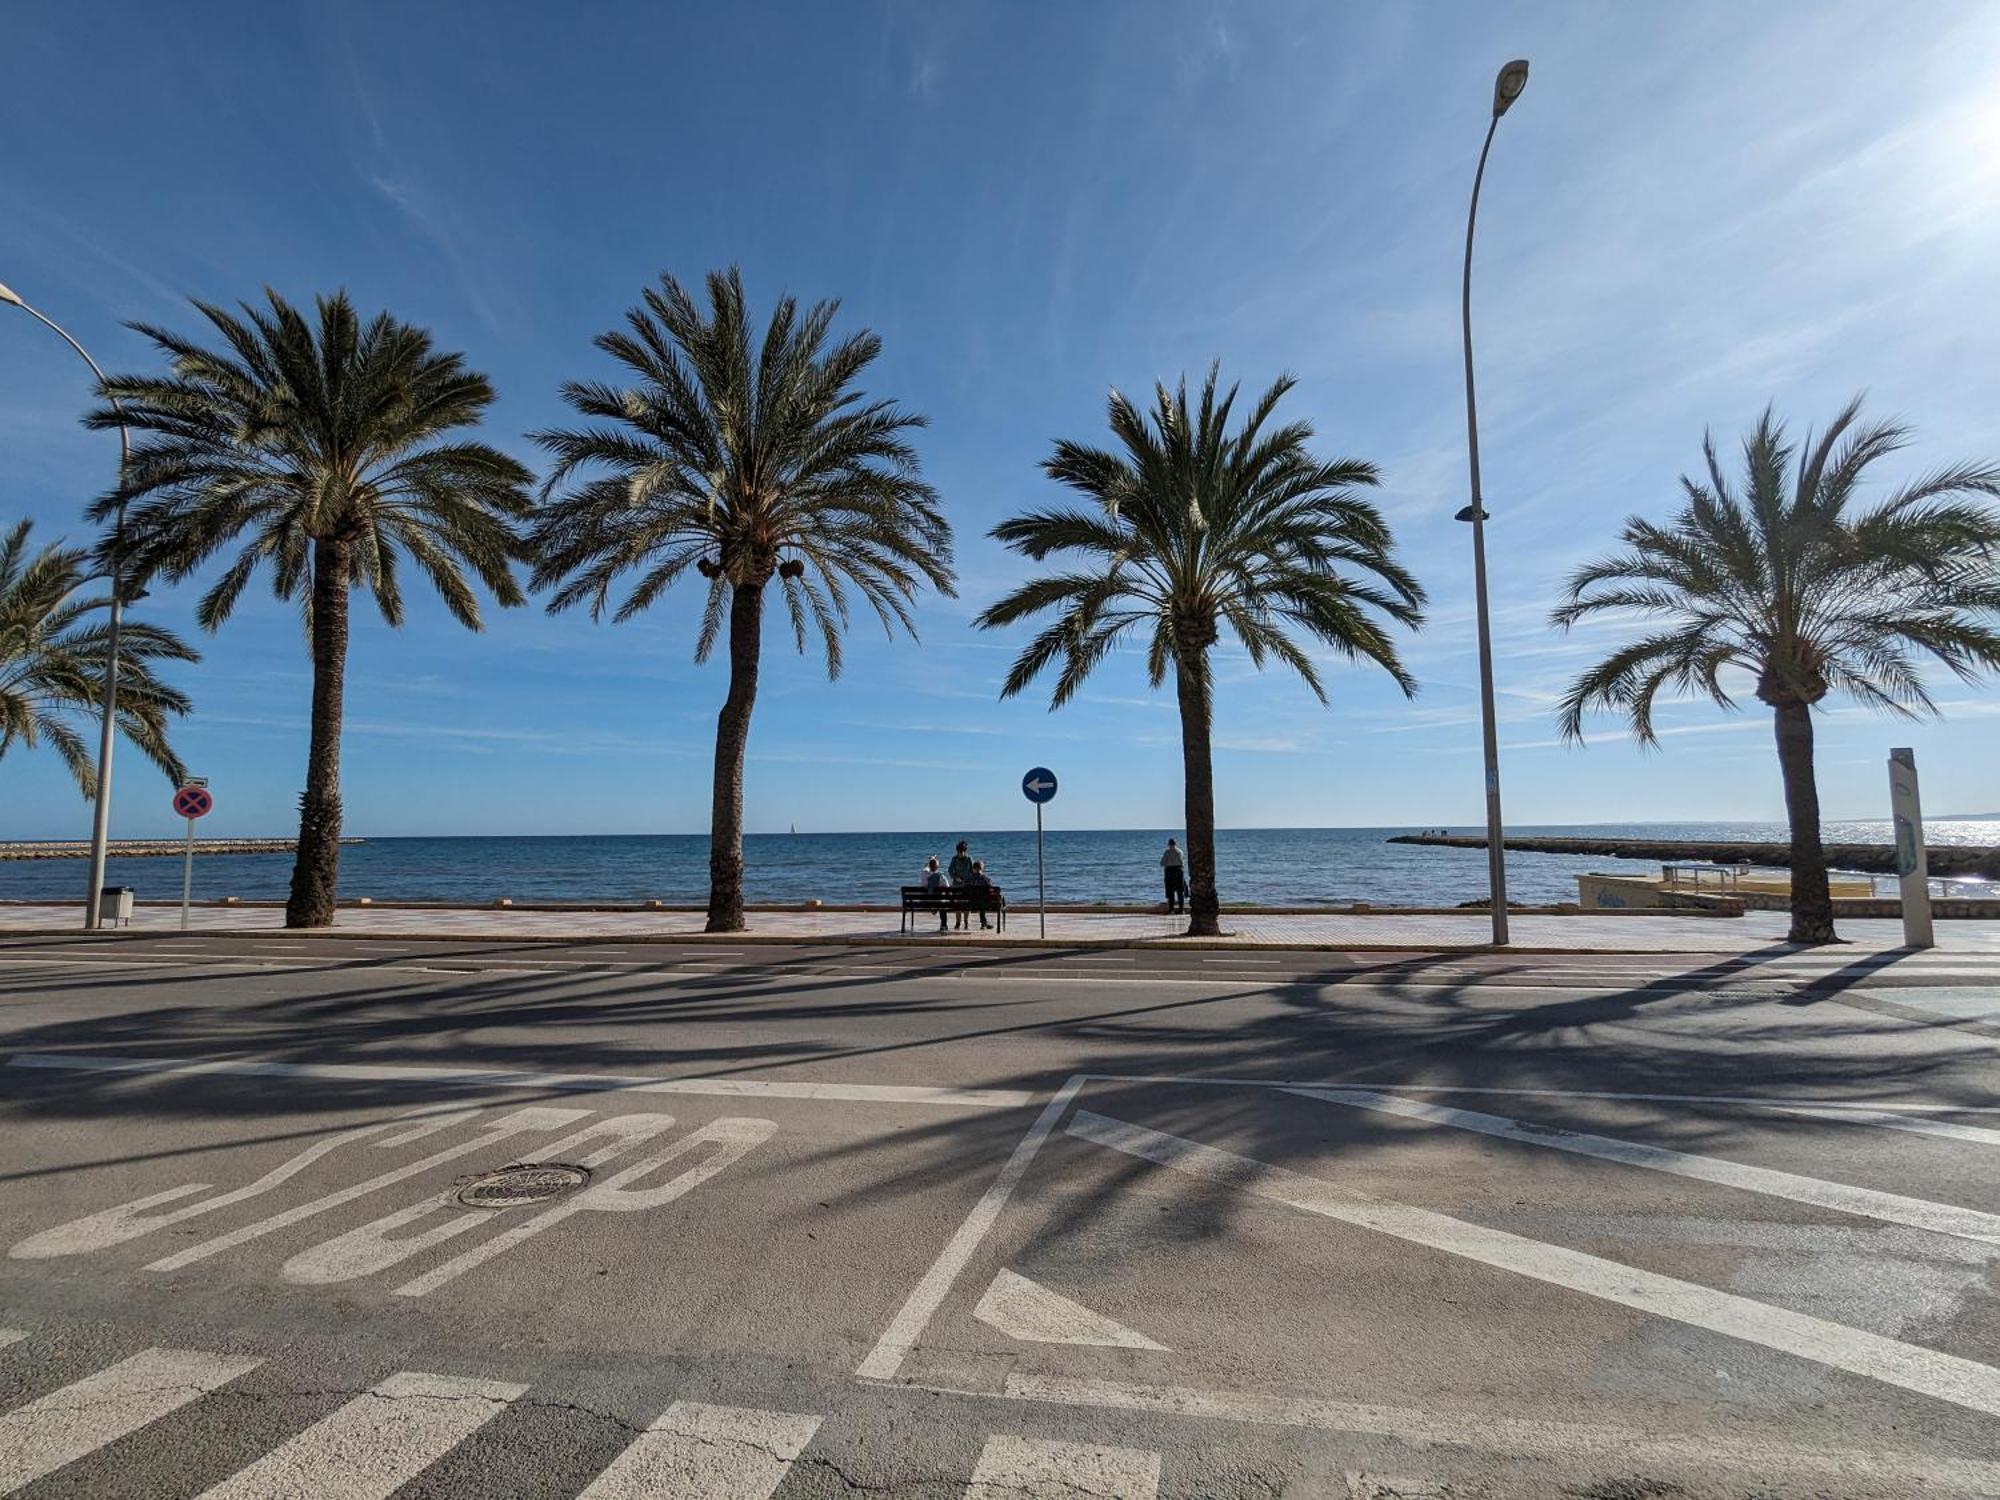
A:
[900,884,1007,933]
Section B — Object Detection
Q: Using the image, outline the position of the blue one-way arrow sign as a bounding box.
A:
[1022,767,1058,804]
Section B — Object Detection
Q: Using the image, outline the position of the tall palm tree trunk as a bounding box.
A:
[1773,698,1835,945]
[707,579,764,932]
[1174,658,1222,937]
[286,539,350,928]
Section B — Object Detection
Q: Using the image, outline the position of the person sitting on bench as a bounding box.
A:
[962,859,995,930]
[920,856,949,932]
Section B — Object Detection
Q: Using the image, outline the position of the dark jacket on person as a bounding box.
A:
[948,853,974,885]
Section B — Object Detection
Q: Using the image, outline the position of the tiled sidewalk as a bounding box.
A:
[4,901,1999,954]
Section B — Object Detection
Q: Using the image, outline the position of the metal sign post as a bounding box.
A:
[1887,748,1934,949]
[1021,767,1058,939]
[171,780,213,932]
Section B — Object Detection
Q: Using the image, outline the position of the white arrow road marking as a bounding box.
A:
[194,1371,524,1500]
[965,1434,1160,1500]
[974,1269,1167,1350]
[578,1400,821,1499]
[0,1348,263,1494]
[1068,1110,2000,1419]
[392,1116,778,1298]
[282,1114,681,1286]
[144,1107,592,1272]
[859,1077,1088,1381]
[8,1112,462,1260]
[1289,1087,2000,1245]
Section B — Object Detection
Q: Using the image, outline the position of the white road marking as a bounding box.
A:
[0,1347,263,1493]
[1203,957,1280,965]
[284,1113,681,1286]
[194,1370,523,1499]
[1069,1110,2000,1418]
[965,1434,1160,1500]
[1064,956,1136,963]
[7,1051,1034,1109]
[973,1269,1167,1350]
[858,1075,1088,1381]
[394,1116,778,1297]
[0,1331,23,1351]
[1291,1087,2000,1245]
[10,1117,414,1259]
[1085,1073,2000,1113]
[1770,1104,2000,1147]
[373,1109,484,1149]
[578,1400,820,1499]
[997,1375,2000,1494]
[145,1106,591,1272]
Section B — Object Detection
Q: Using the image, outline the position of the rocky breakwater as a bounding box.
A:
[1388,833,2000,880]
[0,838,363,861]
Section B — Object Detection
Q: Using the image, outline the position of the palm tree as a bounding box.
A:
[1,517,196,795]
[1552,399,2000,945]
[977,368,1425,936]
[528,269,955,932]
[85,291,533,927]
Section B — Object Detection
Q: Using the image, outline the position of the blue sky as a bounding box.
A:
[5,1,1999,840]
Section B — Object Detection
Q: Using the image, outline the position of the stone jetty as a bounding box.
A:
[1388,832,2000,879]
[0,838,363,861]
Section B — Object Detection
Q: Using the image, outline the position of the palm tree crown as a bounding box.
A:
[1552,398,2000,944]
[529,268,954,675]
[978,367,1424,934]
[528,268,953,931]
[85,291,532,631]
[1,518,196,797]
[1553,400,2000,737]
[84,290,534,926]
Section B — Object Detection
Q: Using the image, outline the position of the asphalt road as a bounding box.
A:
[0,934,1995,1498]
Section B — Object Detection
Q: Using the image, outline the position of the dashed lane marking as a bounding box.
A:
[577,1400,821,1499]
[195,1370,524,1500]
[1069,1110,2000,1419]
[6,1051,1036,1109]
[0,1347,263,1494]
[1291,1087,2000,1245]
[965,1434,1160,1500]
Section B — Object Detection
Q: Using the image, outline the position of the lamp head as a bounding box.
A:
[1492,59,1530,117]
[0,281,23,307]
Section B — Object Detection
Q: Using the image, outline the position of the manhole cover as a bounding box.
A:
[455,1163,591,1209]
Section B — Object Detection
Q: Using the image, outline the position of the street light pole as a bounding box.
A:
[1456,59,1529,948]
[0,281,131,931]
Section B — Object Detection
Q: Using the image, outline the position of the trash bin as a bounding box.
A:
[97,887,135,927]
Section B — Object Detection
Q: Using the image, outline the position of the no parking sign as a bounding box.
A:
[172,779,211,929]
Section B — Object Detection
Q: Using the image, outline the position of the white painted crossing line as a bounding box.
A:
[1291,1087,2000,1245]
[578,1400,821,1499]
[195,1370,523,1499]
[0,1347,263,1494]
[965,1434,1160,1499]
[1070,1110,2000,1419]
[6,1051,1035,1109]
[1771,1104,2000,1147]
[1088,1075,2000,1113]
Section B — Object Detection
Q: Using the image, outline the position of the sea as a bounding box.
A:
[2,821,1996,908]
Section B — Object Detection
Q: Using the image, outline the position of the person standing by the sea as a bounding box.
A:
[1161,838,1187,914]
[948,840,975,930]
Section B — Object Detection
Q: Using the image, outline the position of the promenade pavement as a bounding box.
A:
[5,898,2000,952]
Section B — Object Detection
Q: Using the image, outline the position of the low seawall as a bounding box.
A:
[1390,833,2000,880]
[0,839,364,861]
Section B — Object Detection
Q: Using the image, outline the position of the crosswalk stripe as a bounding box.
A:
[0,1346,263,1494]
[965,1434,1161,1499]
[578,1400,821,1498]
[195,1370,525,1499]
[1291,1087,2000,1245]
[1771,1104,2000,1147]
